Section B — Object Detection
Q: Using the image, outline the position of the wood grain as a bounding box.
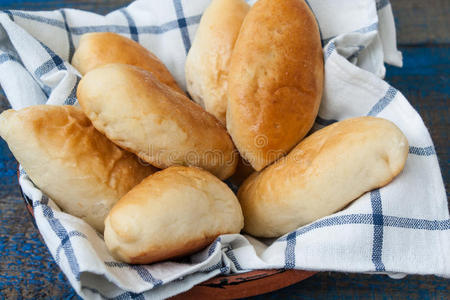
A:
[172,270,316,299]
[391,0,450,45]
[244,272,450,299]
[0,0,133,15]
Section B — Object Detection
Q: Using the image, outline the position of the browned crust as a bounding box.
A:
[72,32,185,95]
[238,117,409,237]
[77,64,238,180]
[227,0,324,171]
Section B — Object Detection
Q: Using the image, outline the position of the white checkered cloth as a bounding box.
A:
[0,0,448,299]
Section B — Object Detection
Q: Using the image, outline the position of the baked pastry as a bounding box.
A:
[238,117,409,237]
[185,0,250,124]
[0,105,156,232]
[104,166,244,264]
[227,0,324,171]
[77,63,237,180]
[72,32,185,94]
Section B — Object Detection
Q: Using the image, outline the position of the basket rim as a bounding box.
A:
[17,168,316,297]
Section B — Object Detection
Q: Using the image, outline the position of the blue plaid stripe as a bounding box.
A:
[277,214,449,243]
[220,265,230,274]
[42,85,52,97]
[3,9,13,21]
[284,231,297,269]
[113,292,145,300]
[139,15,202,34]
[38,196,81,280]
[324,42,336,60]
[71,24,131,34]
[173,0,191,54]
[34,42,67,97]
[60,9,75,61]
[225,249,243,271]
[6,10,202,36]
[55,230,87,264]
[409,146,436,156]
[105,261,163,287]
[65,76,80,105]
[120,8,139,42]
[383,216,450,230]
[199,261,223,273]
[69,17,200,35]
[9,10,65,28]
[370,189,386,271]
[356,22,378,34]
[321,36,335,46]
[65,16,202,35]
[35,43,66,76]
[207,237,221,257]
[35,41,81,104]
[0,53,19,64]
[376,0,391,10]
[278,215,373,242]
[34,57,65,77]
[367,86,398,116]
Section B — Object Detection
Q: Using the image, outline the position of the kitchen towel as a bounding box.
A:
[0,0,448,299]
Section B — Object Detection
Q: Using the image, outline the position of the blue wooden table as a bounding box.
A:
[0,0,448,298]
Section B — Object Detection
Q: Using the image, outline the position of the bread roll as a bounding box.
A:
[71,32,185,95]
[185,0,249,124]
[0,105,156,232]
[104,166,244,264]
[227,0,324,171]
[238,117,409,237]
[77,64,237,180]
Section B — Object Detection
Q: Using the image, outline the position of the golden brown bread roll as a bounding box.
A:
[0,105,156,232]
[227,0,324,171]
[77,64,238,180]
[185,0,250,124]
[238,117,409,238]
[71,32,185,95]
[104,166,244,264]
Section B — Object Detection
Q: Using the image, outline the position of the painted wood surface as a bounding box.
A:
[390,0,450,45]
[0,0,448,299]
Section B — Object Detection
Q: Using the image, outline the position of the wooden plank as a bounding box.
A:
[245,272,450,299]
[391,0,450,45]
[0,0,133,15]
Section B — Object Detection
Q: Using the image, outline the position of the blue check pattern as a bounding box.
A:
[2,0,449,299]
